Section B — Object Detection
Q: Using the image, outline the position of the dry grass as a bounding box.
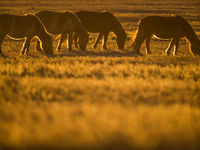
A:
[0,0,200,150]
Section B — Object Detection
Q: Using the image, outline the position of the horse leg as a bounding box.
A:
[24,37,31,55]
[68,32,73,51]
[57,33,67,52]
[74,33,79,48]
[102,32,109,50]
[0,34,6,56]
[36,38,42,52]
[132,29,147,54]
[165,38,175,55]
[173,38,180,56]
[93,32,103,49]
[21,37,31,55]
[133,35,146,54]
[21,37,27,55]
[145,35,152,54]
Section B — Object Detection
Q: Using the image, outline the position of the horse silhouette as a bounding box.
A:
[35,10,89,51]
[0,14,53,56]
[73,10,127,50]
[132,15,200,55]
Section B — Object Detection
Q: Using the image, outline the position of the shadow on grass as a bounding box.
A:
[54,49,141,58]
[1,133,199,150]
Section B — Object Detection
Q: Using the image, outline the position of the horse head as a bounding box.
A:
[116,30,127,50]
[40,34,53,57]
[77,30,89,50]
[189,40,200,56]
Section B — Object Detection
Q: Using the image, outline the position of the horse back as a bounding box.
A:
[75,11,115,33]
[36,11,77,34]
[138,15,190,38]
[0,14,42,38]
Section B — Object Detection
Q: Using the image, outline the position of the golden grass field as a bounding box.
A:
[0,0,200,150]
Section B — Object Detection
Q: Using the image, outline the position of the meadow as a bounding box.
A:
[0,0,200,150]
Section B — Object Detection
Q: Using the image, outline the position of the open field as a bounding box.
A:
[0,0,200,150]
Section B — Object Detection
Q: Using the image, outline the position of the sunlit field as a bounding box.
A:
[0,0,200,150]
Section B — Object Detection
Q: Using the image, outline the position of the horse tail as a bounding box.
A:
[132,29,138,44]
[132,26,144,46]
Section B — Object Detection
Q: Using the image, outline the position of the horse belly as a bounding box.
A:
[152,22,184,39]
[153,28,184,39]
[7,29,27,39]
[153,32,174,39]
[87,26,103,33]
[44,23,64,34]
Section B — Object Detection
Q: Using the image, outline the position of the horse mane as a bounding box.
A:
[27,13,51,37]
[101,10,125,35]
[64,10,87,33]
[101,10,120,25]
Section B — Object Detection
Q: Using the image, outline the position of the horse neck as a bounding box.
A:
[112,22,124,37]
[36,27,48,43]
[185,26,200,45]
[74,17,86,33]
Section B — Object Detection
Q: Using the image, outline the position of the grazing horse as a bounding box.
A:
[132,15,200,55]
[0,14,53,56]
[74,10,127,50]
[35,10,89,51]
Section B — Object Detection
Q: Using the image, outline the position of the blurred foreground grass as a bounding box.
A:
[1,102,200,150]
[1,55,200,150]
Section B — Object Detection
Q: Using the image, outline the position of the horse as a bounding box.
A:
[73,10,127,50]
[35,10,89,51]
[132,15,200,55]
[0,14,53,57]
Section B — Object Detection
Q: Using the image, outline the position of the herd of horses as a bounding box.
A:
[0,10,200,57]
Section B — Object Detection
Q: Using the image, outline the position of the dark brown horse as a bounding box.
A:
[35,10,89,51]
[0,14,53,56]
[73,10,127,50]
[132,15,200,55]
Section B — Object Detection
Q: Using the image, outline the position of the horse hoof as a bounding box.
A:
[0,54,4,57]
[92,45,97,49]
[36,48,42,52]
[147,52,152,55]
[165,50,170,56]
[75,45,78,49]
[56,48,60,52]
[47,54,54,58]
[133,50,140,55]
[103,47,108,50]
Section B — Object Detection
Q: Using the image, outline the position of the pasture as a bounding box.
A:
[0,0,200,149]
